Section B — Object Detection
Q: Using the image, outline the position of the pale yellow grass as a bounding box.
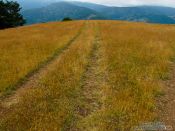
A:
[93,21,175,130]
[1,21,175,131]
[0,21,96,130]
[0,21,84,97]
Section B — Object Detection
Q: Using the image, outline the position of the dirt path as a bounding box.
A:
[73,28,103,131]
[0,24,85,108]
[159,64,175,130]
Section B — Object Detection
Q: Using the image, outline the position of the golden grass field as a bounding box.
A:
[0,21,84,97]
[1,20,175,130]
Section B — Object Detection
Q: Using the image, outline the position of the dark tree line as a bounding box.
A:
[62,17,72,21]
[0,0,25,29]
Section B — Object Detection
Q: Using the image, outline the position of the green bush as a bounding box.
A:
[62,17,73,21]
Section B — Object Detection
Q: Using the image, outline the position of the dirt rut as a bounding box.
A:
[73,29,103,131]
[160,64,175,130]
[0,23,85,108]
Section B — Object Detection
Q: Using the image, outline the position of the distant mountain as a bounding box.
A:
[138,6,175,16]
[17,0,51,10]
[22,1,175,24]
[71,2,175,24]
[22,2,105,24]
[98,6,175,24]
[69,1,107,12]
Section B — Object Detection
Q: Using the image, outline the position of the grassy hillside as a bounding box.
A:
[0,21,84,97]
[1,20,175,130]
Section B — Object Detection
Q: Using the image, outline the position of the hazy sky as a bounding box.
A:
[68,0,175,7]
[17,0,175,7]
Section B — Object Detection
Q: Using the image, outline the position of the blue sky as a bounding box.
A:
[16,0,175,7]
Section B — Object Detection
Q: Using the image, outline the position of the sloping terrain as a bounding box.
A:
[72,2,175,23]
[98,6,175,23]
[1,20,175,130]
[22,2,104,24]
[0,21,84,97]
[22,1,175,24]
[18,0,50,10]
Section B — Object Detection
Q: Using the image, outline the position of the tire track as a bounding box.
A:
[159,64,175,130]
[73,24,103,131]
[0,22,86,108]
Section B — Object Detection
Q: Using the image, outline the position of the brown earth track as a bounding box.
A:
[0,23,85,109]
[159,63,175,130]
[72,28,104,131]
[80,36,101,117]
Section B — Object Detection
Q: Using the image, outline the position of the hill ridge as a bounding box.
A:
[21,1,175,24]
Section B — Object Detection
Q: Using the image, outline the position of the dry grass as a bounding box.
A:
[0,21,96,130]
[0,21,84,97]
[1,20,175,130]
[93,21,175,130]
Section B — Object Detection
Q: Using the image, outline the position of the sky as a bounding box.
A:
[17,0,175,7]
[69,0,175,7]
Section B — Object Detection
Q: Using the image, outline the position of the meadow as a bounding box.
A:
[1,20,175,130]
[0,21,84,97]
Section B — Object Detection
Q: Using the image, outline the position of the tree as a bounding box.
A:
[62,17,72,21]
[0,0,25,29]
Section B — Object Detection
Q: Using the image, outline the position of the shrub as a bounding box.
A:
[62,17,73,21]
